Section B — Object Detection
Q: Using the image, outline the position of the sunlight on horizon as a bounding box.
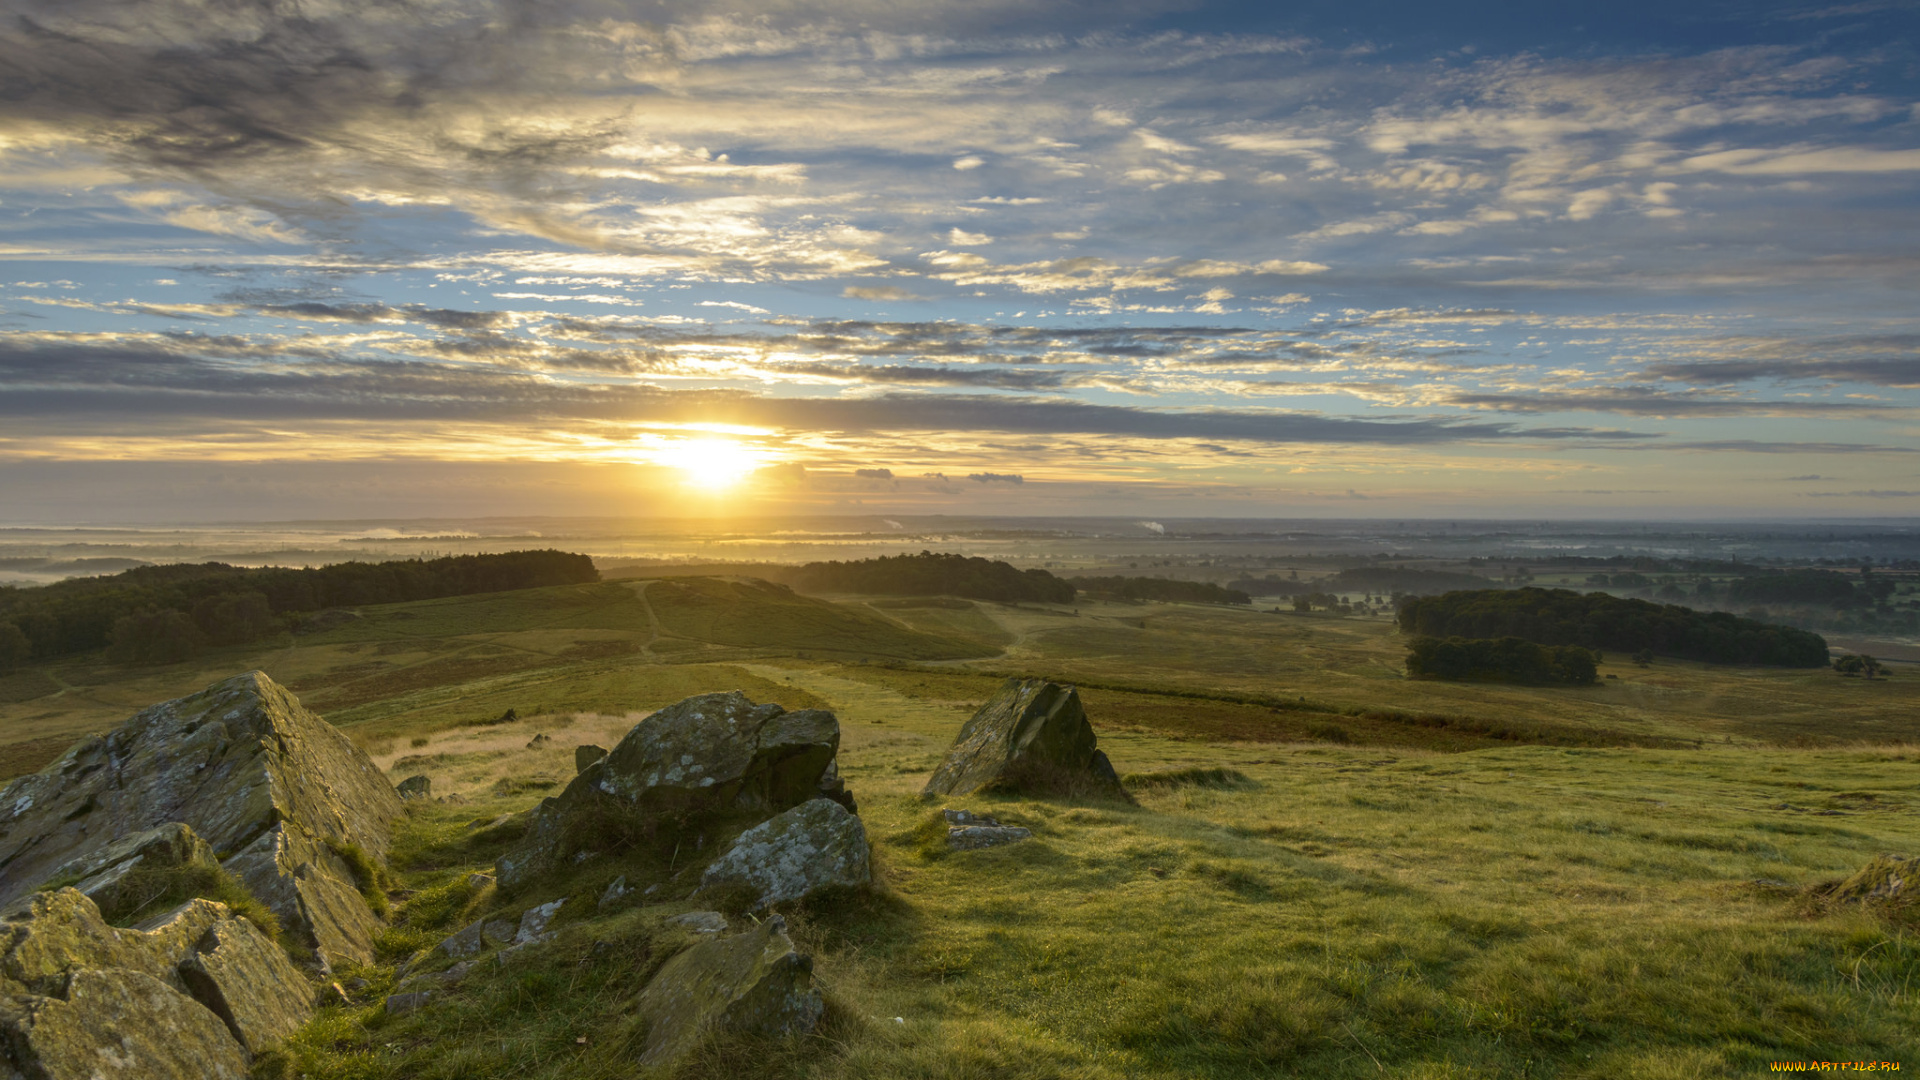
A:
[645,437,773,491]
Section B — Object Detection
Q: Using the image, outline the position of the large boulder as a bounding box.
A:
[633,914,823,1067]
[497,692,843,890]
[699,798,871,910]
[0,887,311,1076]
[922,678,1126,799]
[0,671,405,967]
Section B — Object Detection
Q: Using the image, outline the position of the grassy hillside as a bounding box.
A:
[265,676,1918,1080]
[3,572,1916,1078]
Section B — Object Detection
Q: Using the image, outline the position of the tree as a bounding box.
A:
[1293,596,1311,613]
[1833,654,1886,679]
[107,609,204,665]
[0,621,28,673]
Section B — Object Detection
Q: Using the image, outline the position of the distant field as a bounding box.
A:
[2,576,1918,782]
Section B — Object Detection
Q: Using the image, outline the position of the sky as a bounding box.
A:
[2,0,1919,522]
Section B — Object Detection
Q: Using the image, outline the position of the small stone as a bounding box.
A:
[597,876,631,912]
[515,899,565,945]
[396,775,432,800]
[466,872,495,890]
[385,991,432,1016]
[344,977,370,993]
[437,919,486,959]
[643,883,662,897]
[575,744,609,773]
[948,824,1034,851]
[527,733,554,749]
[666,910,728,934]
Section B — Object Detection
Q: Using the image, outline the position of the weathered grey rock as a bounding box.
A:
[597,875,631,912]
[0,888,311,1075]
[179,918,315,1055]
[40,822,219,917]
[437,919,486,960]
[575,744,608,772]
[699,798,871,910]
[497,692,844,890]
[942,808,1034,851]
[667,910,728,934]
[0,671,405,968]
[467,872,495,890]
[397,775,432,800]
[922,678,1126,799]
[223,822,384,968]
[483,918,517,946]
[3,968,251,1080]
[515,898,565,945]
[633,914,823,1068]
[385,990,432,1016]
[527,734,553,749]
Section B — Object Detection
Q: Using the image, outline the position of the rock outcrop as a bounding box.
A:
[0,888,312,1076]
[633,914,823,1067]
[496,692,843,890]
[574,744,608,773]
[397,775,432,800]
[922,678,1125,799]
[0,671,405,967]
[699,798,871,910]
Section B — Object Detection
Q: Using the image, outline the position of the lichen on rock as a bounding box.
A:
[0,887,311,1076]
[0,671,404,968]
[496,691,845,890]
[698,798,871,911]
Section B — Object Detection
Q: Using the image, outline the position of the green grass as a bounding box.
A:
[271,697,1920,1079]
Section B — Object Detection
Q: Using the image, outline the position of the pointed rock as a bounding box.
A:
[0,672,404,967]
[922,678,1126,799]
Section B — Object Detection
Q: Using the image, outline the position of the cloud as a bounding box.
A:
[842,285,928,301]
[855,467,894,479]
[968,472,1024,483]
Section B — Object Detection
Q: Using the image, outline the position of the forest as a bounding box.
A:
[1403,635,1600,685]
[0,550,599,667]
[1067,576,1251,605]
[786,551,1076,603]
[1396,587,1830,667]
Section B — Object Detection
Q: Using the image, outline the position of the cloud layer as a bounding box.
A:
[0,0,1916,515]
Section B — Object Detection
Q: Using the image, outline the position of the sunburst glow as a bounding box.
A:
[647,438,771,491]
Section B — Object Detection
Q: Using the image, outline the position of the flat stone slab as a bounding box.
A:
[942,809,1034,851]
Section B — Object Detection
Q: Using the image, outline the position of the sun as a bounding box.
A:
[648,437,768,491]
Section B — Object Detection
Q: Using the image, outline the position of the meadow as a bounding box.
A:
[1,576,1914,1077]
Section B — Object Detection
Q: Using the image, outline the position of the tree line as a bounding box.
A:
[1067,577,1251,605]
[0,550,599,669]
[785,551,1076,603]
[1396,587,1830,667]
[1405,636,1599,686]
